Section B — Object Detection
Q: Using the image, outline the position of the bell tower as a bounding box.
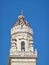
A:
[8,14,37,65]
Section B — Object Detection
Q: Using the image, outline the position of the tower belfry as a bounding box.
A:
[8,13,37,65]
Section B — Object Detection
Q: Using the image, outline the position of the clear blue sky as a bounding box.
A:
[0,0,49,65]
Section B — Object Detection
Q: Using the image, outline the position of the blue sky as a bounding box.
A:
[0,0,49,65]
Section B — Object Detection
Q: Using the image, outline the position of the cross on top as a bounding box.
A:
[21,10,24,15]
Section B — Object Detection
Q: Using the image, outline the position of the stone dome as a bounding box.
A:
[11,15,33,35]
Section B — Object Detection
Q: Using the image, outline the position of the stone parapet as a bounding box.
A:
[10,51,37,59]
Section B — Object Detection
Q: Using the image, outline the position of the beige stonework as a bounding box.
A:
[8,14,37,65]
[11,59,36,65]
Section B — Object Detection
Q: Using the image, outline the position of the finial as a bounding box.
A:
[18,10,24,19]
[21,10,23,15]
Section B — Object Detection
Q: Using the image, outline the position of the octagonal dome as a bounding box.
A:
[11,15,33,35]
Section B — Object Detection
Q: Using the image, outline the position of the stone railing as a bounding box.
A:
[10,50,37,58]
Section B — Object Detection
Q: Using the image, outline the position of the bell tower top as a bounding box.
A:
[8,12,38,65]
[10,12,37,57]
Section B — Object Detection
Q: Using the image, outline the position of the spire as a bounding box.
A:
[14,11,30,27]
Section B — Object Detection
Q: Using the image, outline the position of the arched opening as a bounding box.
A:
[21,41,25,51]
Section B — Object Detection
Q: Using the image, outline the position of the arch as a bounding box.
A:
[21,41,25,51]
